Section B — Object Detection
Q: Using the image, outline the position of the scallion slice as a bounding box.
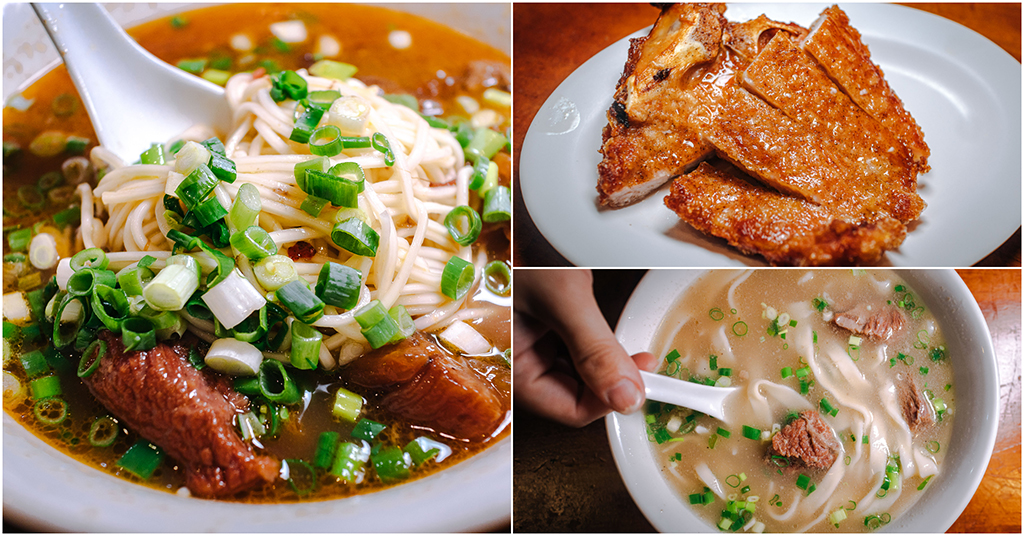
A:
[313,431,340,470]
[331,218,379,257]
[372,447,411,483]
[143,263,199,311]
[354,299,401,349]
[175,164,219,209]
[121,317,156,351]
[300,195,330,217]
[315,262,362,310]
[294,156,330,188]
[77,338,106,378]
[371,132,395,166]
[228,183,261,233]
[139,143,165,165]
[309,60,358,80]
[351,418,386,441]
[29,375,62,399]
[88,416,119,447]
[443,205,482,246]
[290,320,322,370]
[90,284,130,331]
[309,125,344,156]
[117,440,165,480]
[231,225,278,260]
[742,425,761,440]
[440,256,474,300]
[330,441,370,483]
[254,255,299,291]
[465,127,507,162]
[193,196,229,227]
[258,358,301,405]
[67,267,117,297]
[276,280,325,324]
[332,387,363,423]
[70,247,109,271]
[33,397,68,426]
[289,103,326,144]
[270,70,308,102]
[304,166,363,208]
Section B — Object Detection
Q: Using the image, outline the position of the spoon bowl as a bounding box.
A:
[640,370,737,421]
[32,3,231,164]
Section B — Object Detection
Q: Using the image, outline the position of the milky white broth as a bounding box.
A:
[644,270,954,533]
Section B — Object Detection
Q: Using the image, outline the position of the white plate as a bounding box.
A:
[607,269,999,532]
[520,4,1021,267]
[3,3,511,532]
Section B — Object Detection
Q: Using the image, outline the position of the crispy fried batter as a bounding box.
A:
[800,5,930,171]
[597,4,725,208]
[724,14,808,61]
[741,33,924,223]
[664,163,906,266]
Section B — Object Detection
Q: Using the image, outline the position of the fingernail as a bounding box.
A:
[608,380,643,414]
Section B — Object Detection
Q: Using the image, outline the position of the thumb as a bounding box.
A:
[557,307,646,415]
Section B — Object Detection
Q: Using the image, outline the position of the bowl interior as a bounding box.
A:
[2,3,510,531]
[607,269,998,533]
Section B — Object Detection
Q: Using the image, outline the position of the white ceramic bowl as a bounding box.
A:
[607,269,999,533]
[2,3,510,531]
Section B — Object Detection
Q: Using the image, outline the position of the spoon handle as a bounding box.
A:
[31,3,229,161]
[640,370,733,421]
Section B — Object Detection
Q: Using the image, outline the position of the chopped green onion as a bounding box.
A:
[37,171,65,191]
[309,125,344,156]
[201,69,231,86]
[820,398,838,417]
[340,136,372,149]
[270,70,308,102]
[67,267,116,297]
[254,255,298,291]
[718,368,732,377]
[796,473,811,490]
[465,127,507,162]
[276,280,325,324]
[33,397,68,425]
[143,262,199,311]
[351,418,386,441]
[207,151,236,183]
[371,132,395,166]
[294,156,330,187]
[289,103,325,144]
[405,437,448,466]
[300,195,330,217]
[372,447,411,483]
[440,256,474,300]
[309,60,357,81]
[444,205,482,246]
[201,269,267,330]
[483,260,511,296]
[177,58,207,74]
[388,304,415,343]
[228,183,261,234]
[140,143,166,165]
[482,88,511,108]
[303,162,364,208]
[315,262,362,310]
[52,294,86,348]
[290,320,322,370]
[231,225,278,260]
[193,196,229,227]
[313,431,340,470]
[331,218,379,257]
[469,157,489,190]
[7,228,32,252]
[77,338,107,378]
[20,350,50,378]
[330,441,370,482]
[717,427,731,438]
[383,93,418,111]
[742,425,761,440]
[917,475,933,490]
[175,164,219,209]
[482,185,511,222]
[88,416,119,447]
[354,299,401,349]
[781,367,793,378]
[258,358,301,405]
[121,317,156,351]
[332,386,363,423]
[30,375,62,400]
[666,349,681,363]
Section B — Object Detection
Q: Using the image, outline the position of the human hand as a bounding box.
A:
[513,269,658,427]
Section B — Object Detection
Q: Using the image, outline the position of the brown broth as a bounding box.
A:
[3,3,509,502]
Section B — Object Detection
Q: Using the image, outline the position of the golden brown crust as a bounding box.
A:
[800,5,930,171]
[724,14,808,61]
[664,163,906,266]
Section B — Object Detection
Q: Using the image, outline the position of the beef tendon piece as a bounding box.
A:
[769,410,840,470]
[800,5,930,171]
[597,3,725,208]
[896,374,936,432]
[665,163,907,266]
[345,332,506,442]
[741,33,923,224]
[83,332,279,497]
[833,304,906,341]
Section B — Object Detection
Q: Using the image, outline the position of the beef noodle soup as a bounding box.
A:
[3,4,510,503]
[644,270,954,532]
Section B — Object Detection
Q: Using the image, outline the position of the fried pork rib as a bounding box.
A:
[597,4,929,265]
[666,163,906,266]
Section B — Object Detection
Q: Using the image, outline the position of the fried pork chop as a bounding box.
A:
[596,3,929,265]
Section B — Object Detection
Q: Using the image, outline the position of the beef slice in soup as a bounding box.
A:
[896,373,935,432]
[768,410,839,469]
[344,332,505,442]
[83,331,280,497]
[832,304,906,340]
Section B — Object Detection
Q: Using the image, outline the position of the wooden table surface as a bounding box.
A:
[511,3,1022,267]
[512,269,1022,533]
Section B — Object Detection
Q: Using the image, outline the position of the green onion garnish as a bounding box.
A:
[88,416,119,447]
[742,425,761,440]
[121,317,156,351]
[443,205,482,246]
[309,125,344,156]
[351,418,386,441]
[258,358,301,405]
[275,280,325,324]
[331,217,379,257]
[116,440,165,479]
[231,225,278,260]
[482,185,511,222]
[440,256,474,300]
[315,262,362,311]
[289,320,322,370]
[372,446,412,483]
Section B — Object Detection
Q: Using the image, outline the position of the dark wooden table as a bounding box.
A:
[513,269,1021,533]
[512,3,1022,267]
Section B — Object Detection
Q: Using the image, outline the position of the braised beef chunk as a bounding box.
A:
[84,332,279,497]
[769,410,839,470]
[896,374,935,432]
[833,304,905,341]
[345,332,506,442]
